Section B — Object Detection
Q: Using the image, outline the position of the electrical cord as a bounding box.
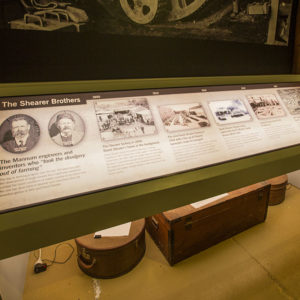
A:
[43,243,74,266]
[34,243,74,271]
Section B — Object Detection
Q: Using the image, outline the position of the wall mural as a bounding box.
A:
[0,0,295,46]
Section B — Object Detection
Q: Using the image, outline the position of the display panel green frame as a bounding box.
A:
[1,75,300,259]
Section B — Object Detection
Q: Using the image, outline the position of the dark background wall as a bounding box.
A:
[293,3,300,73]
[0,0,299,83]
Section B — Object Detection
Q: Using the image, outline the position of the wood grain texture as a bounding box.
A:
[75,219,146,278]
[146,183,270,265]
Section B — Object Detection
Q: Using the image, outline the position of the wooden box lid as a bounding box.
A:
[266,175,288,188]
[75,219,145,251]
[162,182,270,222]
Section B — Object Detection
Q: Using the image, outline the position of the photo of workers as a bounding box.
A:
[0,114,40,153]
[48,110,85,147]
[247,94,286,119]
[158,103,210,132]
[94,98,157,141]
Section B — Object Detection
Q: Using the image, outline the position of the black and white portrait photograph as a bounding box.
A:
[158,103,210,132]
[0,0,295,46]
[247,94,286,119]
[0,114,40,153]
[277,88,300,115]
[48,110,85,147]
[209,99,251,124]
[94,98,157,141]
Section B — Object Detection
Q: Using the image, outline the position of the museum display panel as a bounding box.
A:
[1,75,300,260]
[1,80,300,213]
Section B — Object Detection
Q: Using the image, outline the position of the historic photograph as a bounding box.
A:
[48,110,85,147]
[0,114,40,153]
[94,98,157,141]
[209,99,251,125]
[0,0,294,45]
[158,103,210,132]
[247,94,286,119]
[277,88,300,115]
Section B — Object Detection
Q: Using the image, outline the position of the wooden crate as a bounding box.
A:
[146,183,270,265]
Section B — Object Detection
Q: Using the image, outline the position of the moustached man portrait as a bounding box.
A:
[51,111,84,147]
[1,115,40,153]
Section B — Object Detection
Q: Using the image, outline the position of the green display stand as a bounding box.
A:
[0,75,300,259]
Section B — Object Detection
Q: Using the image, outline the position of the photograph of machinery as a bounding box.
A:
[277,88,300,115]
[3,0,90,32]
[1,0,294,45]
[94,98,157,141]
[158,103,210,132]
[209,99,251,124]
[247,94,286,119]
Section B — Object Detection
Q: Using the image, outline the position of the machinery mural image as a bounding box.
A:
[99,0,209,24]
[1,0,295,45]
